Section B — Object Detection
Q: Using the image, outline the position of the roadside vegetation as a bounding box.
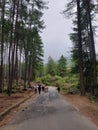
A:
[36,73,79,93]
[36,55,79,94]
[36,54,98,102]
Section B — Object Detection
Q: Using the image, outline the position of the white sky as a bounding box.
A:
[41,0,98,63]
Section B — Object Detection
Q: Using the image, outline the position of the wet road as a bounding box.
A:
[1,87,98,130]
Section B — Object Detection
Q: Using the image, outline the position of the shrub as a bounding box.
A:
[36,74,79,93]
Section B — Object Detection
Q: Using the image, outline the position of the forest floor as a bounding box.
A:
[62,93,98,127]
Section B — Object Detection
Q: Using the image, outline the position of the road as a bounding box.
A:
[1,87,98,130]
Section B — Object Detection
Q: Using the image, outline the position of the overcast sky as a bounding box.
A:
[41,0,98,63]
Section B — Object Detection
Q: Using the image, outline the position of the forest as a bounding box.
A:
[0,0,98,97]
[0,0,47,96]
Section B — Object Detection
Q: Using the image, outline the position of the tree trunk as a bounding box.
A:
[19,52,21,79]
[87,0,97,96]
[24,41,28,89]
[8,1,16,96]
[77,0,85,95]
[28,53,32,87]
[0,0,5,93]
[15,39,19,86]
[11,0,19,87]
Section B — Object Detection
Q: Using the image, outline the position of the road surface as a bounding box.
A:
[1,87,98,130]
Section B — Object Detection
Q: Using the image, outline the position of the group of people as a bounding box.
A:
[33,83,60,94]
[33,83,46,94]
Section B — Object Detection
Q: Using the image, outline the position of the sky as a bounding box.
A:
[41,0,98,63]
[40,0,72,63]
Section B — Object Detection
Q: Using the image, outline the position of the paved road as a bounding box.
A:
[1,87,98,130]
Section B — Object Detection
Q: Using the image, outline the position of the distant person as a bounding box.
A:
[38,84,41,94]
[42,85,45,92]
[34,85,37,94]
[57,86,60,93]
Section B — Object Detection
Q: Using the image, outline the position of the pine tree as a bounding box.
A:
[57,55,67,77]
[63,0,97,95]
[46,56,57,76]
[0,0,47,95]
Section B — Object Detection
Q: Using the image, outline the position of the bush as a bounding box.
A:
[36,74,52,85]
[36,74,79,93]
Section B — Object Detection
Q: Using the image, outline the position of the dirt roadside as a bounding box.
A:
[62,93,98,127]
[0,90,37,127]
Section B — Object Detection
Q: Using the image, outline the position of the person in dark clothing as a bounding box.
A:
[38,84,41,94]
[42,85,45,92]
[57,86,60,93]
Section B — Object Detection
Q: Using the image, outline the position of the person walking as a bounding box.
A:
[38,84,41,94]
[42,85,45,92]
[57,86,60,93]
